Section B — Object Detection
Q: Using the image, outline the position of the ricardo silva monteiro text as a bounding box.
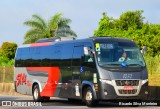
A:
[119,102,157,106]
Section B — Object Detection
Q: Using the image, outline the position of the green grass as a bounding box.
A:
[144,55,160,74]
[149,74,160,86]
[144,55,160,86]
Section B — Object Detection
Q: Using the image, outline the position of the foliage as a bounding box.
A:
[0,42,17,66]
[94,10,160,56]
[24,13,77,44]
[0,56,14,66]
[0,42,17,60]
[144,55,160,75]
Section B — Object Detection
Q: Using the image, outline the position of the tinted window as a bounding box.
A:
[15,48,23,67]
[40,46,51,66]
[82,43,96,68]
[20,48,31,67]
[16,44,70,67]
[72,46,83,66]
[95,42,145,68]
[31,47,41,66]
[60,44,73,67]
[118,42,137,47]
[50,46,61,66]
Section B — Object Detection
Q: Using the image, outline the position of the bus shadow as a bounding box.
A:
[42,99,150,108]
[42,99,85,106]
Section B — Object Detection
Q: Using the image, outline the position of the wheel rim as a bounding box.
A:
[85,90,92,101]
[34,88,38,100]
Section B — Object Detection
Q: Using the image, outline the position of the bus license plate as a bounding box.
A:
[124,86,134,90]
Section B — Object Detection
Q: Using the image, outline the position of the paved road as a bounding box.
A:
[0,96,159,109]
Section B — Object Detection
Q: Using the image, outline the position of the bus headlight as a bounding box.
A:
[99,79,112,85]
[142,79,148,85]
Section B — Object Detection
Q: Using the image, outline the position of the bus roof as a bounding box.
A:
[18,36,135,48]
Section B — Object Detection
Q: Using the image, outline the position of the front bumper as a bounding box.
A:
[97,80,149,101]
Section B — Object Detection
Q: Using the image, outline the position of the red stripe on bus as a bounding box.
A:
[26,67,60,97]
[30,42,52,47]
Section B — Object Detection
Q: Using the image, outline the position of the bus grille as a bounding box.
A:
[118,89,137,94]
[115,80,139,86]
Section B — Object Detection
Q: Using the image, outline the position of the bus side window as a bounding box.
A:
[84,47,94,63]
[72,46,83,66]
[82,46,96,68]
[61,44,73,67]
[21,48,31,67]
[15,48,23,67]
[51,46,62,66]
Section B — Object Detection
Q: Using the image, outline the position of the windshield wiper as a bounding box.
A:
[101,63,121,67]
[127,64,144,67]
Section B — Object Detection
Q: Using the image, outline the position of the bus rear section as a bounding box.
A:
[14,37,149,107]
[14,42,61,101]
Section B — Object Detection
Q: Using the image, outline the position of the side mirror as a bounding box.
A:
[84,47,89,55]
[141,46,147,54]
[84,47,95,55]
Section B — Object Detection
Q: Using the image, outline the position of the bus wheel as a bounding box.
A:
[32,84,42,102]
[83,87,98,107]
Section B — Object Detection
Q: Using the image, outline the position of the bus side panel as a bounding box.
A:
[14,66,61,97]
[14,67,32,95]
[26,67,61,97]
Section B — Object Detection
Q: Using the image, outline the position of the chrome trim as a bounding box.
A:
[113,80,141,96]
[142,79,148,85]
[103,79,148,96]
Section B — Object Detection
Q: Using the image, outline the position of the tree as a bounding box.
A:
[0,42,17,60]
[94,10,160,56]
[24,13,77,44]
[118,10,144,30]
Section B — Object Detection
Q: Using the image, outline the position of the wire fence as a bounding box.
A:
[0,66,14,83]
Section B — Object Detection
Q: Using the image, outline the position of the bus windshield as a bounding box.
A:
[95,43,145,68]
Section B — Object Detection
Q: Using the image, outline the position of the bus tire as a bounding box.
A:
[32,84,43,102]
[83,87,98,107]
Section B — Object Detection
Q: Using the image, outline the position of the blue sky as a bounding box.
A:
[0,0,160,46]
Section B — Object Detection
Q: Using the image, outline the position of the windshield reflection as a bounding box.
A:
[95,43,145,68]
